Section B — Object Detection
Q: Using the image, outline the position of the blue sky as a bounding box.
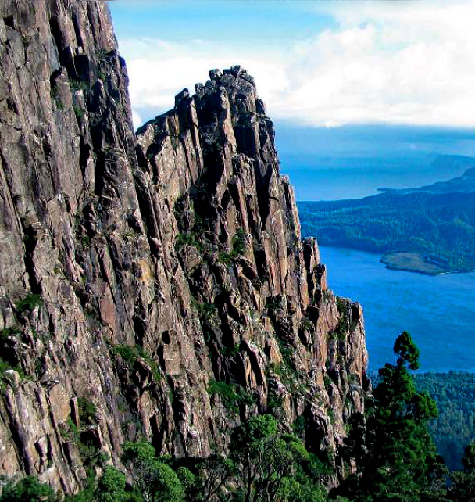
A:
[110,1,336,45]
[109,1,475,129]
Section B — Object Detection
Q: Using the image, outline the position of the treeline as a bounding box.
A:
[4,335,475,501]
[0,418,330,502]
[298,191,475,273]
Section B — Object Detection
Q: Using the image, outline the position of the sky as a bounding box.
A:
[109,0,475,130]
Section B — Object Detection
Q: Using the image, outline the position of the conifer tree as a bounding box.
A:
[340,331,445,502]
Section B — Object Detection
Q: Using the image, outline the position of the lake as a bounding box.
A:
[276,124,475,371]
[319,246,475,373]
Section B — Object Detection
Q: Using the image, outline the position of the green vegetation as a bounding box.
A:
[77,397,98,425]
[381,252,445,275]
[207,380,254,415]
[60,410,106,471]
[50,86,64,111]
[93,466,133,502]
[298,190,475,273]
[61,417,80,443]
[73,105,85,119]
[266,295,283,313]
[232,228,247,256]
[174,203,247,269]
[269,341,306,397]
[0,325,21,340]
[122,441,185,502]
[70,79,90,93]
[15,293,43,315]
[266,390,284,417]
[0,476,58,502]
[220,343,241,358]
[175,232,204,253]
[112,344,161,383]
[0,358,26,390]
[217,229,247,265]
[191,299,218,323]
[292,415,306,437]
[337,331,445,501]
[450,442,475,501]
[230,414,327,502]
[61,422,332,501]
[7,364,475,502]
[6,330,475,502]
[415,372,475,471]
[300,316,313,332]
[337,331,475,501]
[330,304,348,342]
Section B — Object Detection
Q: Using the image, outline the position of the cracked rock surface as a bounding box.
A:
[0,0,369,493]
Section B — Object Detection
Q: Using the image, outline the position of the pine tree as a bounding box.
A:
[341,332,446,502]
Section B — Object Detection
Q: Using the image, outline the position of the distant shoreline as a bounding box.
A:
[319,245,473,277]
[298,173,475,276]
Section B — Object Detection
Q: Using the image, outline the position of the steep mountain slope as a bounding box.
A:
[0,0,368,494]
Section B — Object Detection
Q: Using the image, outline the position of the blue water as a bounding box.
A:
[275,124,475,200]
[276,125,475,371]
[281,155,440,200]
[319,246,475,373]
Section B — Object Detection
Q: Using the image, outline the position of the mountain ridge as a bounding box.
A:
[0,0,368,494]
[378,158,475,195]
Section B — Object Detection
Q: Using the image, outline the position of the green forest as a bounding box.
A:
[415,372,475,471]
[5,335,475,502]
[298,191,475,273]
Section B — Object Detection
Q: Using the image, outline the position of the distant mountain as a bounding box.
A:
[298,163,475,274]
[379,156,475,195]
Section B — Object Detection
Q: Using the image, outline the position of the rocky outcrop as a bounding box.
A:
[0,0,368,493]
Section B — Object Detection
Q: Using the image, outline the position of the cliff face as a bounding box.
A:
[0,0,368,493]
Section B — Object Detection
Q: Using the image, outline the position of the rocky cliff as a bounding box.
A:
[0,0,368,494]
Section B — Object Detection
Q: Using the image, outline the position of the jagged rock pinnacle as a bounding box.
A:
[0,0,368,493]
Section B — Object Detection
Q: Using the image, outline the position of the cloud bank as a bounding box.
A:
[118,0,475,129]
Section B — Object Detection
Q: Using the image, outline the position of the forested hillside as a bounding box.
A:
[299,190,475,274]
[415,372,475,471]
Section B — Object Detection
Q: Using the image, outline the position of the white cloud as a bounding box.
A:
[132,109,142,129]
[119,0,475,128]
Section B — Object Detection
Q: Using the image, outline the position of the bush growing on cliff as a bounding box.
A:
[208,380,254,415]
[232,229,247,257]
[112,344,162,383]
[230,414,327,502]
[217,229,247,265]
[122,441,186,502]
[78,397,98,425]
[14,293,43,315]
[0,476,58,502]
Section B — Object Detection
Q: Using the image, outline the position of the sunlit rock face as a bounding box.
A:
[0,0,368,493]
